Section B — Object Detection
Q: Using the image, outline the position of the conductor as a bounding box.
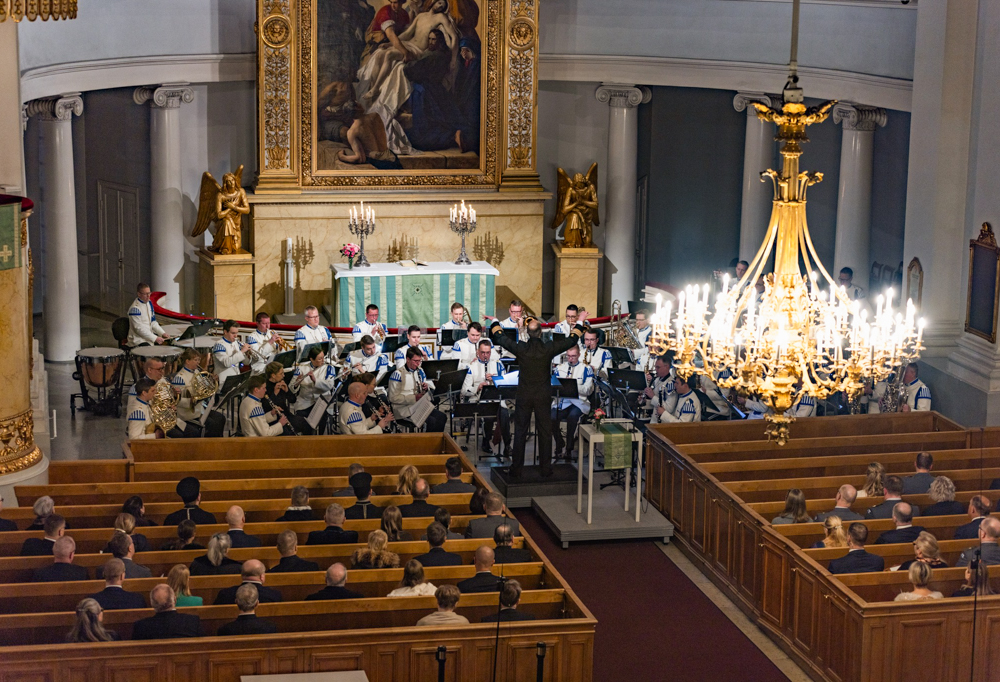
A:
[489,311,588,478]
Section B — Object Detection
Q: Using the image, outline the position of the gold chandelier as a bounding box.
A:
[0,0,77,22]
[648,0,924,445]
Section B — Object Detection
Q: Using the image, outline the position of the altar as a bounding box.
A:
[331,261,498,329]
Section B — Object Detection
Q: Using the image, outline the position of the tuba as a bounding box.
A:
[604,300,642,350]
[146,382,179,434]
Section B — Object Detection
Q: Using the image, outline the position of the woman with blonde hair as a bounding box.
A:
[189,532,242,576]
[894,562,943,601]
[811,515,849,549]
[771,489,813,525]
[103,513,149,553]
[167,564,203,606]
[897,531,949,571]
[66,598,118,642]
[952,560,995,597]
[856,463,885,499]
[381,505,412,542]
[921,476,966,516]
[396,465,419,496]
[388,559,437,596]
[351,529,400,569]
[26,495,55,531]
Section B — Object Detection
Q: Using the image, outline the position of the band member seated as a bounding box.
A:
[264,361,311,435]
[581,329,612,376]
[437,302,468,357]
[246,312,283,373]
[633,308,653,369]
[352,304,388,350]
[240,375,288,437]
[127,357,172,413]
[551,345,594,459]
[489,299,528,354]
[660,374,702,423]
[388,346,446,432]
[699,369,733,418]
[394,325,432,368]
[348,335,390,376]
[354,371,389,421]
[461,340,510,454]
[552,304,584,365]
[127,378,163,440]
[340,382,394,434]
[291,346,338,433]
[171,348,226,438]
[295,306,336,360]
[644,355,676,423]
[213,319,249,382]
[868,362,931,413]
[448,321,496,369]
[126,282,171,347]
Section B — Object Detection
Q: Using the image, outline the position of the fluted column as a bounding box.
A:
[25,94,83,363]
[595,84,650,308]
[832,103,887,291]
[133,83,194,309]
[734,92,777,263]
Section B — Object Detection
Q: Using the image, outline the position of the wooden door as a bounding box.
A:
[98,181,140,314]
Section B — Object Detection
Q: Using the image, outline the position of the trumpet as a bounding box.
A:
[460,307,471,329]
[371,324,387,345]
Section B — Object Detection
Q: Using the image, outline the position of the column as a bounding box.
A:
[24,94,83,363]
[832,103,886,291]
[595,84,650,307]
[133,83,194,310]
[734,93,777,263]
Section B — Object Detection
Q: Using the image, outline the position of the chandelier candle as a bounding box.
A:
[348,201,375,267]
[449,200,477,265]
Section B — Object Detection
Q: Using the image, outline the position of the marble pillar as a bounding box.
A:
[734,93,777,264]
[24,94,83,363]
[832,103,886,292]
[595,84,650,310]
[133,84,193,310]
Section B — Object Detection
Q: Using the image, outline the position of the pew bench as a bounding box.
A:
[835,565,1000,602]
[747,489,996,518]
[130,456,460,482]
[803,538,975,570]
[773,513,997,548]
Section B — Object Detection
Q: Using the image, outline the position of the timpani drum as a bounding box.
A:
[71,347,126,417]
[131,345,183,379]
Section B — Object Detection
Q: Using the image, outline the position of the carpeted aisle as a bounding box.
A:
[514,508,790,682]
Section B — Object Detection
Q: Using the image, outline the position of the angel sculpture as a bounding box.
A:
[552,163,599,249]
[192,165,250,255]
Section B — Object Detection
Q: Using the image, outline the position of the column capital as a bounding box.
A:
[832,102,887,132]
[595,84,651,109]
[133,83,195,109]
[733,92,780,114]
[23,94,83,122]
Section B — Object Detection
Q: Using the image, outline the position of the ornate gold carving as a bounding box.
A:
[553,163,599,248]
[504,0,537,171]
[261,13,291,48]
[509,19,533,47]
[976,221,997,249]
[260,0,292,173]
[0,410,39,475]
[193,166,250,254]
[1,0,75,22]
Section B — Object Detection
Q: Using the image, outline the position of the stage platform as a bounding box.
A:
[532,491,674,549]
[490,465,578,508]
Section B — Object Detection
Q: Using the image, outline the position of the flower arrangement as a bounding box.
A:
[340,243,360,268]
[592,407,606,428]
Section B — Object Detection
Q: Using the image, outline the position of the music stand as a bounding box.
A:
[423,359,459,381]
[452,400,502,463]
[551,331,568,342]
[380,335,404,357]
[605,347,635,367]
[297,341,330,363]
[552,377,579,400]
[440,329,468,346]
[217,371,253,434]
[433,368,467,397]
[341,342,357,354]
[273,349,297,369]
[500,328,518,344]
[608,368,648,393]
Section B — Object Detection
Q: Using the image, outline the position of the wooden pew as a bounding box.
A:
[747,489,998,518]
[803,538,975,570]
[130,455,461,482]
[774,513,997,548]
[835,566,1000,603]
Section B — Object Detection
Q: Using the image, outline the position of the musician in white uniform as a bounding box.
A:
[838,267,867,303]
[660,375,702,423]
[449,322,497,369]
[126,357,173,414]
[353,304,388,349]
[581,329,612,377]
[127,379,162,440]
[633,309,654,371]
[551,345,594,458]
[644,355,676,423]
[552,305,584,365]
[171,348,226,438]
[295,306,337,361]
[240,375,288,437]
[741,393,816,419]
[348,335,390,377]
[869,363,931,413]
[393,325,432,368]
[212,320,249,382]
[461,340,509,453]
[388,346,446,432]
[340,382,393,434]
[699,369,733,418]
[126,283,170,347]
[437,302,468,358]
[246,312,284,373]
[290,346,338,432]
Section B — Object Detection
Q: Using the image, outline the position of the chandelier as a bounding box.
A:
[648,0,924,445]
[0,1,77,22]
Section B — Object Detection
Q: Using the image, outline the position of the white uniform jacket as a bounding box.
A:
[394,343,433,368]
[291,362,338,411]
[240,394,283,437]
[648,372,676,424]
[352,319,388,345]
[660,389,701,423]
[339,399,383,434]
[246,330,280,372]
[171,366,211,422]
[388,366,434,417]
[295,324,336,360]
[583,347,612,376]
[212,337,246,382]
[348,348,390,377]
[461,358,505,402]
[449,337,497,369]
[700,370,732,417]
[552,360,594,412]
[126,297,166,347]
[127,399,158,440]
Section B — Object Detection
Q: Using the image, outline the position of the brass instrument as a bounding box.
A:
[272,333,292,352]
[848,376,870,415]
[145,382,179,434]
[584,346,593,366]
[878,369,907,413]
[243,342,267,368]
[461,307,471,329]
[371,324,387,345]
[188,370,219,403]
[604,300,642,350]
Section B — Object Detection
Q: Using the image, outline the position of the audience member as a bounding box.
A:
[67,598,119,643]
[952,560,994,598]
[26,495,55,531]
[396,465,419,496]
[893,562,943,601]
[921,476,966,516]
[855,463,885,499]
[421,507,463,540]
[163,477,217,526]
[828,523,885,575]
[167,564,203,606]
[874,503,925,545]
[901,452,934,495]
[90,558,146,610]
[33,536,88,582]
[217,583,279,636]
[351,529,400,569]
[896,531,948,572]
[865,476,919,519]
[306,504,359,545]
[189,532,242,576]
[104,513,150,553]
[812,515,849,549]
[333,463,366,496]
[771,489,814,525]
[305,563,364,600]
[269,529,320,573]
[470,488,489,516]
[482,579,535,622]
[457,546,500,593]
[132,584,202,639]
[0,493,18,531]
[214,559,283,605]
[815,486,863,522]
[466,493,520,538]
[99,533,152,579]
[494,523,531,563]
[161,519,204,551]
[276,486,313,522]
[398,478,440,518]
[431,457,476,494]
[381,505,412,542]
[122,495,156,527]
[416,584,469,626]
[225,506,262,548]
[414,522,462,566]
[344,472,379,520]
[957,517,1000,567]
[20,513,65,556]
[955,496,992,540]
[388,559,437,597]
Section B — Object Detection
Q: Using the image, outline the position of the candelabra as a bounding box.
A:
[474,231,505,267]
[348,201,375,267]
[449,200,477,265]
[388,235,419,263]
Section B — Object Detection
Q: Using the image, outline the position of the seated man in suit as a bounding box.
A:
[344,472,380,520]
[865,475,918,519]
[828,523,885,575]
[133,584,202,639]
[98,533,152,580]
[269,529,321,574]
[482,579,535,622]
[430,456,476,494]
[465,492,520,538]
[214,560,283,605]
[225,506,262,548]
[33,536,89,582]
[20,513,65,556]
[493,523,531,564]
[955,495,992,541]
[397,478,441,518]
[306,504,359,545]
[956,517,1000,567]
[305,563,364,600]
[416,584,469,626]
[874,502,925,545]
[333,463,365,497]
[163,477,217,526]
[89,558,146,610]
[814,485,864,523]
[414,522,463,566]
[217,583,279,636]
[420,508,463,541]
[457,546,501,593]
[901,452,935,495]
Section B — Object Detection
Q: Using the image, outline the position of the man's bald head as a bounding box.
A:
[838,484,857,505]
[326,562,348,586]
[150,584,176,613]
[242,559,266,581]
[892,502,913,525]
[412,478,429,500]
[226,505,245,529]
[53,536,75,562]
[474,545,495,571]
[526,319,541,338]
[348,382,367,401]
[982,517,1000,541]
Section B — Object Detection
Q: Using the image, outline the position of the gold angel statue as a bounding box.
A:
[192,165,250,255]
[552,163,599,249]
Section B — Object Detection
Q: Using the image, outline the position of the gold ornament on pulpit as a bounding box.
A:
[552,163,599,248]
[192,165,250,255]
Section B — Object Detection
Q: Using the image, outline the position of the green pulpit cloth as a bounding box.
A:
[600,423,632,469]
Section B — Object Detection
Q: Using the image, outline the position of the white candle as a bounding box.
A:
[286,237,292,255]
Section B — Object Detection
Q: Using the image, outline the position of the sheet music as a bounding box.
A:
[408,393,434,428]
[307,397,329,429]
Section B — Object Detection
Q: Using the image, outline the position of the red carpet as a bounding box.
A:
[514,509,790,682]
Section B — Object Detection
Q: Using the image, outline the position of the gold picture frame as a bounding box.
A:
[906,257,923,309]
[965,222,1000,344]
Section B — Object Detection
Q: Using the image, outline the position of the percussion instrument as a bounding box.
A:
[132,345,182,379]
[70,347,126,417]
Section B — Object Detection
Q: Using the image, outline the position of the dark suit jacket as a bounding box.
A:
[132,610,202,639]
[865,499,919,520]
[874,525,925,545]
[276,508,314,522]
[956,542,1000,567]
[32,562,89,582]
[213,581,283,605]
[955,517,987,541]
[104,533,150,554]
[305,585,364,601]
[482,608,535,622]
[398,500,441,518]
[902,472,935,495]
[163,506,217,526]
[494,545,532,564]
[921,501,966,517]
[20,537,56,556]
[458,571,501,593]
[97,558,152,580]
[269,554,320,573]
[431,479,476,494]
[0,517,18,532]
[227,530,262,548]
[414,547,463,567]
[89,585,146,610]
[828,549,885,574]
[217,614,279,636]
[345,500,381,520]
[465,515,521,539]
[813,508,864,523]
[189,555,243,576]
[306,525,359,545]
[490,322,583,397]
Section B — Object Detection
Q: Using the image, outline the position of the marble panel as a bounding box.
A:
[198,251,255,322]
[552,244,602,317]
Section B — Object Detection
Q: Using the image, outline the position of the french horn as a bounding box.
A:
[146,382,179,434]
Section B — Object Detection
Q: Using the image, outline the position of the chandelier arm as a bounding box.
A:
[800,215,852,306]
[733,212,780,313]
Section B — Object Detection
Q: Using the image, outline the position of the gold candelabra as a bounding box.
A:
[473,231,505,267]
